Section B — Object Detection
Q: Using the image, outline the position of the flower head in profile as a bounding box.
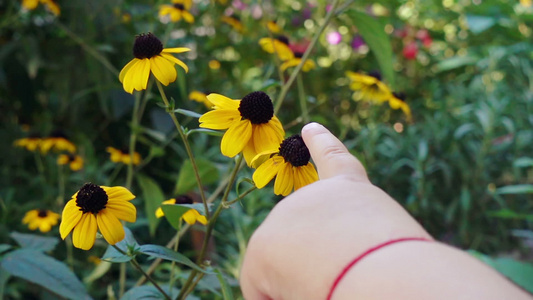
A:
[346,71,391,103]
[119,33,190,94]
[199,91,285,166]
[389,92,412,122]
[60,183,136,250]
[40,130,76,154]
[253,135,318,196]
[155,195,207,225]
[21,0,60,16]
[221,14,243,32]
[23,209,60,233]
[13,133,42,152]
[159,0,194,23]
[106,147,141,165]
[259,36,294,61]
[189,90,213,108]
[57,154,84,171]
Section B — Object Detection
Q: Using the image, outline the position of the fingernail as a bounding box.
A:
[302,122,324,134]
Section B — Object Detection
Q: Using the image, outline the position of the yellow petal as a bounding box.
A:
[133,58,151,91]
[242,139,259,167]
[160,53,189,73]
[253,156,284,188]
[294,163,318,191]
[39,222,52,233]
[206,93,240,110]
[102,186,135,202]
[150,56,172,86]
[123,59,141,94]
[221,120,252,157]
[181,209,198,225]
[119,59,138,83]
[280,58,300,72]
[155,207,164,218]
[274,162,294,196]
[22,210,38,224]
[162,47,191,54]
[250,148,279,169]
[252,122,284,156]
[196,214,208,225]
[199,109,241,130]
[183,11,194,23]
[72,213,97,250]
[97,209,125,245]
[105,200,136,223]
[302,60,316,72]
[60,200,83,240]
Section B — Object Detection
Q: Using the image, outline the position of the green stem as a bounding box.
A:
[107,164,124,186]
[168,220,183,298]
[180,272,205,300]
[156,81,209,217]
[66,236,74,270]
[297,73,309,123]
[34,151,46,184]
[225,186,257,206]
[274,0,340,114]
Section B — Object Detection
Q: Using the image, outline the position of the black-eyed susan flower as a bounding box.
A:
[21,0,60,15]
[22,209,60,233]
[40,130,76,154]
[346,71,392,103]
[189,90,213,108]
[267,20,282,33]
[119,33,190,94]
[389,92,412,122]
[57,154,84,171]
[221,14,243,32]
[106,147,141,166]
[13,133,42,152]
[60,183,136,250]
[199,91,285,166]
[253,135,318,196]
[159,0,194,23]
[280,43,315,72]
[155,195,207,225]
[259,36,294,61]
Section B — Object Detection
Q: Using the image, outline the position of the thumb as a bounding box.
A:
[301,122,368,182]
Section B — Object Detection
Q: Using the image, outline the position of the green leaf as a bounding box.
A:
[514,157,533,168]
[186,128,224,137]
[10,232,59,252]
[486,209,533,221]
[175,159,219,194]
[0,267,10,298]
[214,269,235,300]
[496,184,533,194]
[102,227,139,263]
[174,108,203,119]
[83,261,112,284]
[0,244,12,254]
[161,203,209,230]
[137,174,166,236]
[138,244,210,273]
[348,10,395,87]
[0,249,91,300]
[121,285,180,300]
[435,56,479,73]
[466,15,496,34]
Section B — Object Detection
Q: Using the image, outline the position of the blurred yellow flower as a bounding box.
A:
[57,154,84,171]
[60,183,136,250]
[199,92,285,166]
[346,71,391,103]
[119,33,190,94]
[159,0,194,23]
[280,54,316,72]
[189,91,213,108]
[208,60,221,70]
[106,147,141,165]
[253,135,318,196]
[221,15,243,32]
[389,92,412,122]
[22,209,60,233]
[40,131,76,154]
[155,196,207,225]
[267,20,282,33]
[21,0,60,15]
[13,135,41,152]
[259,36,294,61]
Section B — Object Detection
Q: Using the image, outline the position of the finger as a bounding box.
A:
[301,122,368,182]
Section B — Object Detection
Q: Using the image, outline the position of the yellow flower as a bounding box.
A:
[280,54,316,72]
[389,92,412,122]
[199,92,285,166]
[106,147,141,165]
[40,131,76,154]
[57,154,84,171]
[22,209,60,233]
[13,134,41,152]
[259,36,294,61]
[267,20,282,33]
[346,71,392,103]
[119,33,190,94]
[253,135,318,196]
[208,59,221,70]
[189,90,213,108]
[60,183,136,250]
[159,0,194,23]
[21,0,60,15]
[221,15,243,32]
[155,196,207,225]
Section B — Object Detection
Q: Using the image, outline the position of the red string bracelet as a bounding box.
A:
[326,237,430,300]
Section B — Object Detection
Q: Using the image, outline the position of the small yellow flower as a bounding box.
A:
[189,90,213,108]
[57,154,84,171]
[119,33,190,94]
[389,92,412,122]
[22,209,60,233]
[208,60,221,70]
[13,134,42,152]
[221,14,243,32]
[106,147,141,165]
[199,92,285,166]
[259,36,294,61]
[346,71,392,103]
[40,131,76,154]
[159,0,194,23]
[60,183,136,250]
[253,135,318,196]
[267,20,282,33]
[280,54,316,72]
[155,196,207,225]
[21,0,60,15]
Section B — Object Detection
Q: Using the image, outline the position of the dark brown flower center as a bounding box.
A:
[393,92,406,101]
[37,209,48,218]
[175,195,193,204]
[173,3,185,10]
[294,51,303,58]
[238,91,274,124]
[278,135,310,167]
[76,183,108,214]
[276,35,289,45]
[368,70,381,80]
[133,33,163,59]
